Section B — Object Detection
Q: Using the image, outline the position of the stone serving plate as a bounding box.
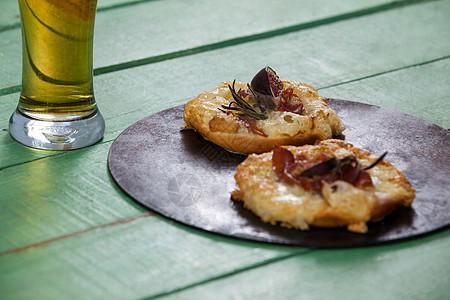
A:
[108,100,450,248]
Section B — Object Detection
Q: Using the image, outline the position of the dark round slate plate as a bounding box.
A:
[107,100,450,248]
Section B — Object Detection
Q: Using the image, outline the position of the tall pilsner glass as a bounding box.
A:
[9,0,105,150]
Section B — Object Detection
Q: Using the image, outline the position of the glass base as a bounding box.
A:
[9,109,105,150]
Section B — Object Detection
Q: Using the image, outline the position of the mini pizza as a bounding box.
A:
[231,139,415,233]
[183,67,345,154]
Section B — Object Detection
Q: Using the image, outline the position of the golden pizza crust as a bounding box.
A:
[231,139,415,233]
[183,80,345,154]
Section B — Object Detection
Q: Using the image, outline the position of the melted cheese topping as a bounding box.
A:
[256,111,313,137]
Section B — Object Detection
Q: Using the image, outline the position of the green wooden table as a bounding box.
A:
[1,0,449,299]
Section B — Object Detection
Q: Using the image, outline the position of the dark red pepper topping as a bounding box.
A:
[272,147,384,195]
[277,88,304,115]
[237,115,268,137]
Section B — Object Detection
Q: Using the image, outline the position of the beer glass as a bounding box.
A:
[9,0,105,150]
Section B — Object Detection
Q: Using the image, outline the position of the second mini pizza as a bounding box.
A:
[231,139,415,233]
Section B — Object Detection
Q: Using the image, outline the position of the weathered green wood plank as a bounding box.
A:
[1,0,449,168]
[0,214,308,300]
[163,229,450,300]
[0,58,448,254]
[0,0,434,90]
[0,142,145,252]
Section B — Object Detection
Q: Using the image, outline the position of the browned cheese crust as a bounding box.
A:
[231,139,415,233]
[183,80,345,154]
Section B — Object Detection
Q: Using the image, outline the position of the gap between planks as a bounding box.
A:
[0,212,156,257]
[0,0,163,33]
[0,0,439,96]
[0,205,315,300]
[143,248,316,300]
[317,55,450,90]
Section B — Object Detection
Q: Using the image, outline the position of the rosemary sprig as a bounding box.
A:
[219,80,269,120]
[363,152,388,170]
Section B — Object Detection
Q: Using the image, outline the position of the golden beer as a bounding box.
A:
[10,0,104,149]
